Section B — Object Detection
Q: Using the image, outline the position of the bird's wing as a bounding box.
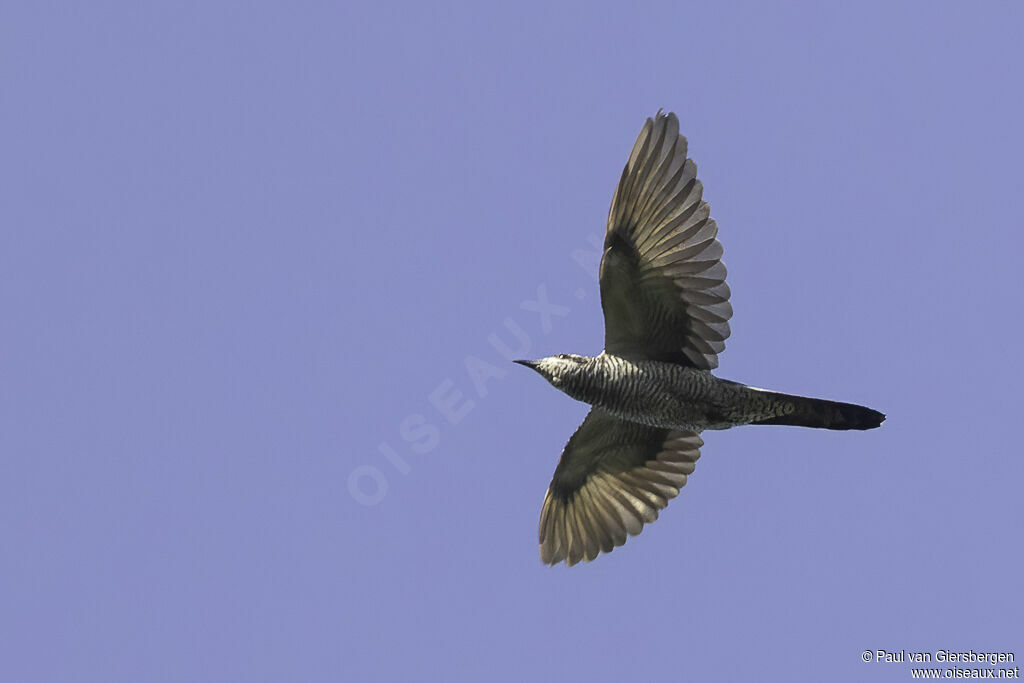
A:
[600,110,732,369]
[539,408,702,566]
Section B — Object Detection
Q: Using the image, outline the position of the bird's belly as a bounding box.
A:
[592,365,736,432]
[601,398,730,432]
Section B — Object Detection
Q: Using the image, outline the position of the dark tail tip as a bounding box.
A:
[845,405,885,430]
[808,401,886,430]
[754,398,886,431]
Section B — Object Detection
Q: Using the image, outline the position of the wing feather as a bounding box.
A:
[601,111,732,368]
[539,408,703,566]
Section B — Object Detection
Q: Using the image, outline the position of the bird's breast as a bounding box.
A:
[570,356,731,431]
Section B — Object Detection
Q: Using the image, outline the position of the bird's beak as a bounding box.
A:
[513,359,538,369]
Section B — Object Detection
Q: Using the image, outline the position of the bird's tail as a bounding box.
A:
[751,391,885,431]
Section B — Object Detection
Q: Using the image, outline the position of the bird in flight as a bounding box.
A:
[516,111,884,566]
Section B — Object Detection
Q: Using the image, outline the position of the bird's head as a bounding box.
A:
[514,354,590,392]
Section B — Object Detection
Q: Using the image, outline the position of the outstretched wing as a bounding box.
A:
[600,111,732,369]
[539,408,702,566]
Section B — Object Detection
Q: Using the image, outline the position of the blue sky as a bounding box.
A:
[3,2,1022,681]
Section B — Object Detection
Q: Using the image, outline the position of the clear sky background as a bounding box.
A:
[3,3,1022,682]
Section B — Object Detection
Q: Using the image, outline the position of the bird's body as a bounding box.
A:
[521,353,883,433]
[516,111,884,566]
[526,354,761,431]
